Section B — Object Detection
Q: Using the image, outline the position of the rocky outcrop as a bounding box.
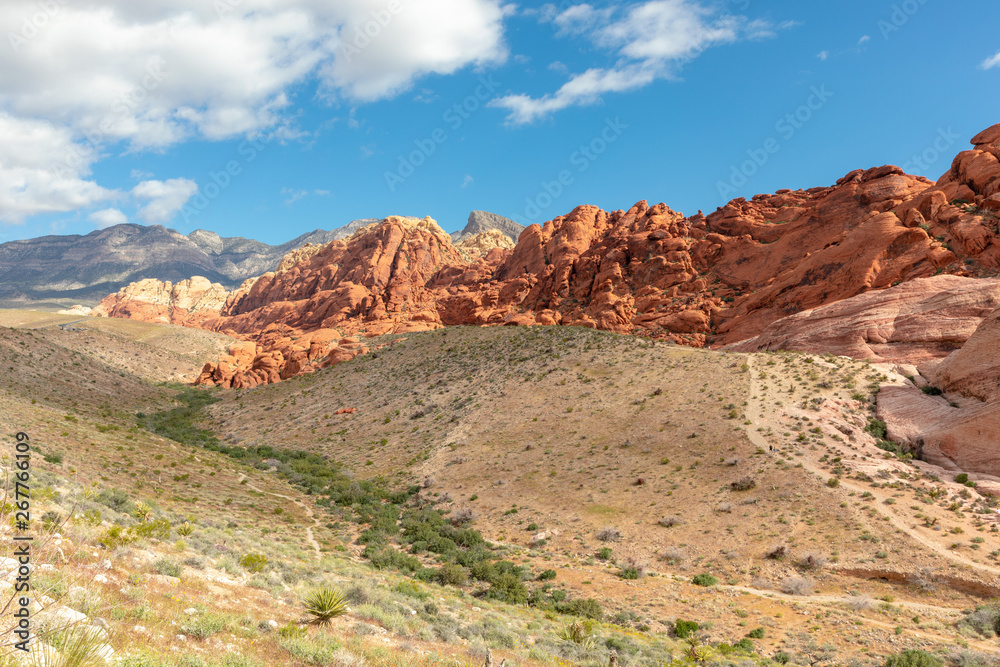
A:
[451,211,524,244]
[728,275,1000,362]
[98,124,1000,392]
[877,384,1000,476]
[455,229,515,260]
[929,305,1000,403]
[93,277,228,325]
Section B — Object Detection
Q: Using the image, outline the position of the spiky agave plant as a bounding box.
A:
[303,586,349,626]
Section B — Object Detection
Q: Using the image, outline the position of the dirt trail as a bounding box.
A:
[237,473,322,560]
[744,354,1000,578]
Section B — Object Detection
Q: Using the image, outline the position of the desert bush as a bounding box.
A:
[556,598,603,620]
[181,613,229,639]
[619,557,646,580]
[152,559,182,578]
[450,508,476,526]
[175,522,195,537]
[303,586,349,626]
[845,594,874,611]
[797,552,827,570]
[597,526,621,542]
[239,553,269,573]
[596,547,613,561]
[765,544,788,560]
[780,576,813,596]
[958,604,1000,638]
[673,619,700,638]
[658,516,681,528]
[94,488,134,514]
[661,547,687,564]
[691,573,717,587]
[731,477,756,491]
[883,650,943,667]
[486,572,529,605]
[436,563,469,586]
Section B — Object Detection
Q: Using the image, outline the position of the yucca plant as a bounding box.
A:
[29,625,112,667]
[557,619,595,648]
[175,521,195,536]
[302,586,349,625]
[132,502,152,523]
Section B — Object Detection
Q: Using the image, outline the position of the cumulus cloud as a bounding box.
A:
[493,0,792,124]
[88,208,128,229]
[982,50,1000,70]
[0,0,508,223]
[132,179,198,224]
[0,113,113,224]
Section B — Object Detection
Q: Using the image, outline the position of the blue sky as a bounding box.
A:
[0,0,997,244]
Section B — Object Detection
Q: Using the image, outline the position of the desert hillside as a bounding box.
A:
[4,317,1000,666]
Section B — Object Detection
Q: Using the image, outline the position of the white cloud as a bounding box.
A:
[89,208,128,229]
[461,174,474,188]
[491,0,792,124]
[318,0,507,102]
[0,113,114,223]
[0,0,508,224]
[982,50,1000,70]
[858,35,871,45]
[282,187,308,205]
[132,178,198,223]
[817,51,829,61]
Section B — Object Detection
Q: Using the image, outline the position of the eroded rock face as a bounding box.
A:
[930,306,1000,403]
[93,276,228,325]
[728,276,1000,362]
[98,124,1000,391]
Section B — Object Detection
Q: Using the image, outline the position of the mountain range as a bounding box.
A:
[0,211,522,302]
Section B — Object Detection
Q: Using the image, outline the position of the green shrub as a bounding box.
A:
[436,563,468,586]
[673,619,700,638]
[747,627,765,639]
[596,547,613,561]
[98,525,136,549]
[691,573,718,587]
[955,473,970,484]
[920,386,943,396]
[486,573,529,605]
[883,650,943,667]
[181,613,229,639]
[556,598,603,620]
[239,553,269,573]
[303,587,349,626]
[537,569,557,581]
[152,559,182,578]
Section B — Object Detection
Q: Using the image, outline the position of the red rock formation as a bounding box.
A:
[96,124,1000,389]
[728,275,1000,362]
[92,276,227,325]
